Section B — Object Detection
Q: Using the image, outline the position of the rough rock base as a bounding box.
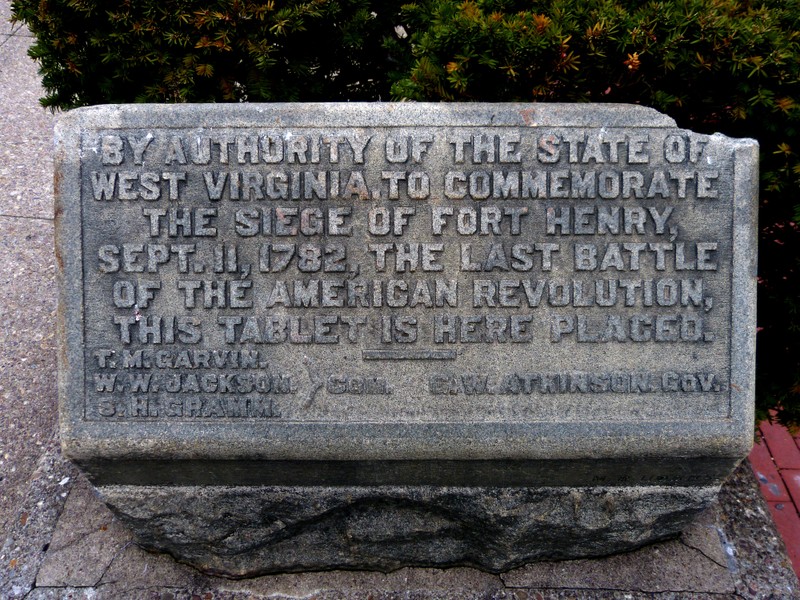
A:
[98,484,718,578]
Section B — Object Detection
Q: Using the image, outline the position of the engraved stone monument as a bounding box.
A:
[56,103,758,576]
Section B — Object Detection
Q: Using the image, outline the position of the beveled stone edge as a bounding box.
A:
[57,102,678,130]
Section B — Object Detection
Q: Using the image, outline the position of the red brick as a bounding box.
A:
[767,501,800,574]
[782,470,800,512]
[749,442,791,501]
[761,421,800,469]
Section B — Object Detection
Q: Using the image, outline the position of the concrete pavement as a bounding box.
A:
[0,0,58,540]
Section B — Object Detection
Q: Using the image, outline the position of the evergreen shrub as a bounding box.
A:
[10,0,402,105]
[11,0,800,428]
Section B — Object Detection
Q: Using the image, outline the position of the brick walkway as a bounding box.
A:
[749,420,800,577]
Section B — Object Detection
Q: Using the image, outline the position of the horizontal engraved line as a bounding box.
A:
[362,349,457,361]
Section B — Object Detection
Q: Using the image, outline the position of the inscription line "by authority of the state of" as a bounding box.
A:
[362,350,457,360]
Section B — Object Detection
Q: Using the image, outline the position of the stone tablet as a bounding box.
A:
[56,103,758,574]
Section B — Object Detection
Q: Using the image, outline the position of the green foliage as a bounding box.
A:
[10,0,404,106]
[11,0,800,428]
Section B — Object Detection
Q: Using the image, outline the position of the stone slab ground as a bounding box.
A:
[2,448,797,598]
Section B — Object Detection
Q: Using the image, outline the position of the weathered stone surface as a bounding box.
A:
[55,103,758,574]
[99,483,717,576]
[12,460,797,598]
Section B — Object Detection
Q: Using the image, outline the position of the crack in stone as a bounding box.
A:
[14,580,757,598]
[91,540,136,587]
[497,573,735,596]
[44,528,96,555]
[301,356,325,408]
[677,535,729,569]
[498,585,748,597]
[0,213,54,221]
